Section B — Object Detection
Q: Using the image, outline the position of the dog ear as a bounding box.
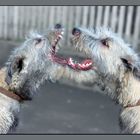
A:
[120,57,133,70]
[5,57,24,85]
[121,56,140,79]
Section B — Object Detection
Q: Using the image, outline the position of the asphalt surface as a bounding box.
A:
[0,40,120,134]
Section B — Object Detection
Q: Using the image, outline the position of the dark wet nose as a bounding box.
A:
[72,27,81,35]
[55,24,62,29]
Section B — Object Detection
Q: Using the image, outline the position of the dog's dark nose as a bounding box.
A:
[72,28,81,35]
[55,24,62,29]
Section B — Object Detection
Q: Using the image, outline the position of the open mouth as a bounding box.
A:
[67,27,94,71]
[49,24,68,65]
[51,24,64,55]
[50,25,94,71]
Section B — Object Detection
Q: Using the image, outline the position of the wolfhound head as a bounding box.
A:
[5,24,64,100]
[71,27,140,79]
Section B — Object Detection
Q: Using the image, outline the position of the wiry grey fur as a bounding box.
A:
[0,25,98,134]
[0,30,56,133]
[70,27,140,134]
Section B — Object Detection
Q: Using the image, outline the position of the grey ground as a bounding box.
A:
[0,40,120,134]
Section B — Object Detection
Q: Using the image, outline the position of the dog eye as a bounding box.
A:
[35,38,42,44]
[101,39,109,48]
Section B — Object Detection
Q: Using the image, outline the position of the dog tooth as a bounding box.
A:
[69,58,72,62]
[54,39,57,42]
[69,58,72,63]
[82,64,86,67]
[69,58,75,65]
[79,64,82,67]
[59,35,63,38]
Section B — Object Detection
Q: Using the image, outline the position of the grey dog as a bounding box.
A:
[0,24,67,134]
[0,23,97,134]
[67,27,140,134]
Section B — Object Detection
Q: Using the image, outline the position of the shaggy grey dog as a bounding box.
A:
[0,23,97,134]
[0,24,68,134]
[67,27,140,134]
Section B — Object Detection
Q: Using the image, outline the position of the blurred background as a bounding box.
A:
[0,6,140,47]
[0,6,140,134]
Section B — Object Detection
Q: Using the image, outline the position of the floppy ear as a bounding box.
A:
[121,56,140,79]
[120,58,133,70]
[5,57,24,85]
